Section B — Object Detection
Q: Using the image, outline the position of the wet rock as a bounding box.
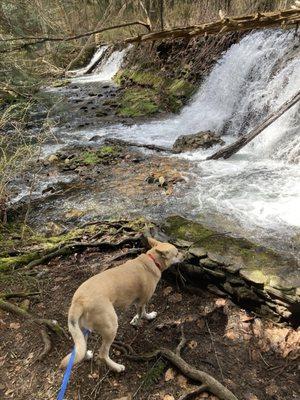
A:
[172,131,225,153]
[162,216,300,320]
[89,135,102,142]
[188,247,207,258]
[48,154,58,163]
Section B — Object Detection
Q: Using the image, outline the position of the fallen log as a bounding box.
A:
[104,138,174,153]
[122,8,300,45]
[2,8,299,54]
[207,90,300,160]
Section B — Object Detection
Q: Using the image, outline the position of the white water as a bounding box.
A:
[97,30,299,247]
[27,30,300,251]
[67,45,108,77]
[71,47,129,84]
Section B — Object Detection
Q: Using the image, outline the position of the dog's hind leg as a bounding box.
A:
[130,304,157,326]
[95,305,125,373]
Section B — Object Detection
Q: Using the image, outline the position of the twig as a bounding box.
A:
[176,326,187,356]
[259,351,272,368]
[133,356,163,399]
[178,384,209,400]
[37,327,52,360]
[205,319,225,382]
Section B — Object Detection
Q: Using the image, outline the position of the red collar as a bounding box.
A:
[148,253,162,271]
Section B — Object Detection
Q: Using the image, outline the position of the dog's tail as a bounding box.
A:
[59,301,87,369]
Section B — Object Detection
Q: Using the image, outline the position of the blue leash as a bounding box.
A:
[57,329,90,400]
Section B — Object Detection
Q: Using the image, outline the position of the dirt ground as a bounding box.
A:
[0,245,299,400]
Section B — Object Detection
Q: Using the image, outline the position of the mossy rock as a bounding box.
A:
[114,69,195,115]
[73,145,122,166]
[51,79,71,88]
[0,252,40,271]
[162,216,300,298]
[114,69,165,88]
[168,79,195,98]
[118,88,158,117]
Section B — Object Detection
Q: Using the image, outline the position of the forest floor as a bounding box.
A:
[0,241,299,400]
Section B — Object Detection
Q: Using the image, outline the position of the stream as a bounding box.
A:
[10,29,300,257]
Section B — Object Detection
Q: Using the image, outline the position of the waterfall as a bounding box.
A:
[104,30,300,249]
[71,47,130,84]
[67,45,109,77]
[110,30,299,161]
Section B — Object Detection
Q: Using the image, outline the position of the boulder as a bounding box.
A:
[172,130,225,153]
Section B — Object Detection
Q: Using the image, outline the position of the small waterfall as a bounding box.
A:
[67,45,109,77]
[104,30,300,249]
[71,47,130,84]
[111,30,299,160]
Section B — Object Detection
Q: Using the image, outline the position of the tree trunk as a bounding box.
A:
[207,90,300,160]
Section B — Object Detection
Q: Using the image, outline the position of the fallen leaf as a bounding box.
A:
[158,176,165,186]
[215,298,226,308]
[165,188,173,196]
[163,395,175,400]
[165,368,176,382]
[168,293,182,303]
[176,374,188,388]
[188,340,198,349]
[9,322,20,330]
[163,286,173,296]
[197,319,205,329]
[265,383,278,396]
[197,393,209,398]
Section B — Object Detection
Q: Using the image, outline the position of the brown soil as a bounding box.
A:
[1,245,299,400]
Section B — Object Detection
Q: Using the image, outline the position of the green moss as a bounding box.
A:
[141,360,166,389]
[163,216,297,289]
[51,79,70,88]
[168,79,195,98]
[114,69,165,88]
[82,151,99,165]
[72,145,121,166]
[118,88,158,117]
[114,69,195,116]
[0,252,40,271]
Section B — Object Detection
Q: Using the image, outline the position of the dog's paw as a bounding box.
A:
[109,360,126,373]
[130,314,140,326]
[85,350,93,360]
[145,311,157,320]
[114,363,125,373]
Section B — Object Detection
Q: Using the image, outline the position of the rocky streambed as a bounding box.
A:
[5,45,300,325]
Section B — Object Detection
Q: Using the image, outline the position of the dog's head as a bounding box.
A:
[147,237,183,270]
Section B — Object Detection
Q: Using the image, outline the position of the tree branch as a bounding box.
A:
[0,20,150,53]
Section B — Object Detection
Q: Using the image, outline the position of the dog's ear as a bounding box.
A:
[147,237,160,248]
[154,248,168,259]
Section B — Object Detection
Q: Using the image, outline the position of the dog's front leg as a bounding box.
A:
[130,305,157,326]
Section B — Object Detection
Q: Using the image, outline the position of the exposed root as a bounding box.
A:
[37,327,52,361]
[178,384,209,400]
[24,234,143,270]
[176,326,187,356]
[0,297,65,336]
[116,331,239,400]
[0,291,41,300]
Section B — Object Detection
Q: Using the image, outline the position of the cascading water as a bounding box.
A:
[18,30,300,254]
[67,45,109,77]
[71,47,130,84]
[100,30,299,252]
